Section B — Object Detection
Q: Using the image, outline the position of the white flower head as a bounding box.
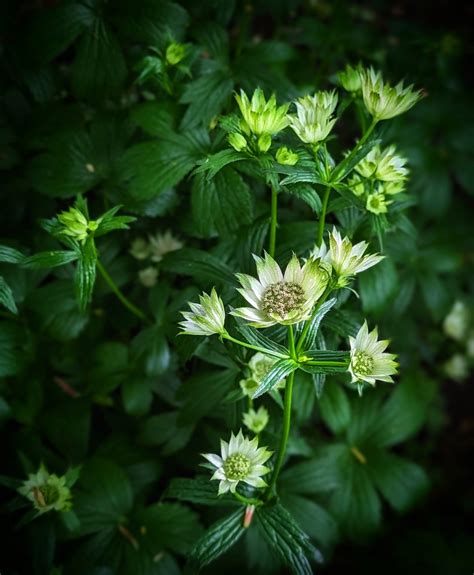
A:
[360,67,423,120]
[444,353,469,382]
[202,430,272,495]
[179,288,226,336]
[349,322,398,385]
[311,227,384,288]
[148,230,183,263]
[235,88,290,136]
[138,266,158,288]
[366,191,391,215]
[130,237,151,260]
[243,406,270,434]
[232,252,329,328]
[289,90,338,144]
[355,145,408,182]
[443,301,470,342]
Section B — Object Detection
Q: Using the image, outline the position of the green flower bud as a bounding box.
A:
[257,133,272,153]
[235,88,290,136]
[165,42,186,66]
[366,192,391,215]
[276,146,299,165]
[58,207,98,243]
[347,174,366,197]
[243,406,269,434]
[228,132,247,152]
[338,64,362,93]
[18,465,72,515]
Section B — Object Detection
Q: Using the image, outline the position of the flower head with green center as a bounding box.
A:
[232,253,329,328]
[179,288,226,336]
[165,42,186,66]
[311,227,384,288]
[443,301,470,342]
[240,352,285,396]
[289,90,338,144]
[148,230,183,262]
[202,430,272,495]
[235,88,290,137]
[338,63,362,93]
[355,145,409,182]
[366,191,391,214]
[243,406,270,434]
[18,465,72,515]
[276,146,299,166]
[58,207,99,243]
[349,322,398,385]
[360,67,423,120]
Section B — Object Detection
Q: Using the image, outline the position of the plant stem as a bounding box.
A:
[295,287,332,354]
[233,491,263,507]
[222,333,287,359]
[304,360,347,367]
[269,184,278,257]
[265,325,296,500]
[317,184,331,247]
[96,260,149,323]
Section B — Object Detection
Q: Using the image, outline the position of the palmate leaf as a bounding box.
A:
[187,508,245,570]
[253,358,298,398]
[255,503,323,575]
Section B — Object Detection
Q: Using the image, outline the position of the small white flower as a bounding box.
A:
[366,191,391,215]
[289,90,338,144]
[348,322,398,385]
[443,301,470,342]
[311,227,384,288]
[360,67,423,120]
[179,288,226,336]
[444,353,469,382]
[243,406,270,434]
[202,430,272,495]
[232,252,329,328]
[355,145,408,182]
[138,266,158,288]
[148,231,183,263]
[130,237,151,260]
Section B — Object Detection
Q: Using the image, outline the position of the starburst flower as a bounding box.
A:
[338,63,362,93]
[311,227,384,288]
[276,146,299,166]
[366,191,391,215]
[202,430,272,495]
[232,253,328,328]
[243,406,270,434]
[18,465,72,515]
[348,322,398,385]
[235,88,290,136]
[138,266,158,288]
[179,289,226,336]
[289,90,338,144]
[355,145,408,182]
[360,68,423,120]
[148,231,183,262]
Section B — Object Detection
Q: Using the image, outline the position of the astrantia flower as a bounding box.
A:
[311,227,384,288]
[347,174,366,197]
[240,352,286,396]
[276,146,299,166]
[289,90,338,144]
[444,353,469,382]
[179,289,226,336]
[130,237,150,260]
[243,406,270,434]
[232,253,328,328]
[348,322,398,385]
[19,465,72,515]
[138,266,158,288]
[58,207,99,243]
[443,301,470,342]
[235,88,290,136]
[354,145,408,182]
[202,430,272,495]
[366,191,391,215]
[338,63,362,93]
[148,230,183,263]
[360,68,423,120]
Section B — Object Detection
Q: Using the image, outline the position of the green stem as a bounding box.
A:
[96,260,149,323]
[222,333,287,359]
[317,185,331,247]
[233,491,263,507]
[269,185,278,257]
[295,287,332,354]
[305,360,347,367]
[331,119,378,183]
[265,325,296,500]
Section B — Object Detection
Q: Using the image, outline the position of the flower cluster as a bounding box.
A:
[130,231,183,288]
[58,207,99,243]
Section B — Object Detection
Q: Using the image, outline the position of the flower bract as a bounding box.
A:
[179,288,226,336]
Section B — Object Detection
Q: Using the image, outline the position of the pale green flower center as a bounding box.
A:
[34,484,60,507]
[261,282,305,317]
[352,351,374,376]
[224,453,251,480]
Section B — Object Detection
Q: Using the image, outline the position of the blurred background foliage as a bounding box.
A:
[0,0,473,574]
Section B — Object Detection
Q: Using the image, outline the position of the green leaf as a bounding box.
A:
[41,400,90,462]
[191,167,254,237]
[368,451,429,512]
[358,258,398,316]
[161,248,235,284]
[331,137,381,182]
[72,18,127,100]
[0,322,24,377]
[302,298,337,349]
[75,238,97,312]
[138,411,193,455]
[0,245,25,264]
[318,384,351,434]
[323,308,360,338]
[194,149,245,179]
[95,206,136,237]
[130,101,176,137]
[284,183,322,213]
[255,503,323,575]
[299,350,350,375]
[131,326,170,376]
[253,358,298,398]
[22,250,79,269]
[164,476,237,507]
[0,276,18,314]
[122,379,153,417]
[187,508,245,570]
[74,459,133,535]
[234,319,289,357]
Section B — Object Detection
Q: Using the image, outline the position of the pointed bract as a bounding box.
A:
[289,90,338,144]
[179,288,226,336]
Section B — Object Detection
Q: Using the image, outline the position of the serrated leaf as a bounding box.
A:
[0,322,24,377]
[284,183,322,213]
[164,476,237,507]
[0,276,18,314]
[75,238,97,312]
[318,383,351,434]
[303,297,337,350]
[234,318,289,358]
[22,250,79,269]
[359,258,398,316]
[0,246,25,264]
[161,248,235,284]
[255,503,323,575]
[195,149,246,179]
[253,358,298,398]
[187,508,245,570]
